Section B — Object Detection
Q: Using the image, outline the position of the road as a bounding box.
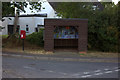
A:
[2,56,119,78]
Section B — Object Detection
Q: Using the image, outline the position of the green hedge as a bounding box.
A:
[26,28,44,47]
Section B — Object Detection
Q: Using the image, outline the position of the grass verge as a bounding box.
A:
[2,36,119,58]
[79,51,118,58]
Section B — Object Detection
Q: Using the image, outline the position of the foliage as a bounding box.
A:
[117,1,120,53]
[2,1,119,52]
[26,28,44,47]
[2,2,42,16]
[2,2,42,36]
[2,2,15,16]
[56,2,119,52]
[56,2,94,18]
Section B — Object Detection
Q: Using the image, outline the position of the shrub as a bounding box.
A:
[88,26,119,52]
[26,28,44,47]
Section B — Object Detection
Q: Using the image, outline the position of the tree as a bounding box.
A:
[2,2,42,35]
[55,2,119,52]
[118,1,120,29]
[117,1,120,53]
[2,2,15,16]
[2,2,42,16]
[56,2,95,18]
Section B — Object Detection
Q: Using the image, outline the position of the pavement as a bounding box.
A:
[2,51,119,63]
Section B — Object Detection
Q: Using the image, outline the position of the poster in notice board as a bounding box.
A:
[54,26,78,39]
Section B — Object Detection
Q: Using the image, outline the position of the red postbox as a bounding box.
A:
[66,26,70,29]
[20,30,26,39]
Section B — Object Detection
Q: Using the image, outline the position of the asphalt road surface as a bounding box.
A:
[2,56,119,78]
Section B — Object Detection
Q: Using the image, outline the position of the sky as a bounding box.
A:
[112,0,119,4]
[20,1,53,15]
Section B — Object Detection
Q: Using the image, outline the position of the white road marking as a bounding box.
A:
[48,70,54,72]
[83,72,90,74]
[114,69,120,72]
[104,69,109,70]
[94,70,101,72]
[105,71,113,73]
[94,72,103,75]
[23,66,35,70]
[81,75,92,78]
[115,70,119,71]
[72,67,118,78]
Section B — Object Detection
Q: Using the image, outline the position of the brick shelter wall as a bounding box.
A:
[44,19,88,52]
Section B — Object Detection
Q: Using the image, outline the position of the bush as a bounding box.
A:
[26,28,44,47]
[88,26,119,52]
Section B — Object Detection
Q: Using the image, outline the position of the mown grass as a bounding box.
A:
[79,51,118,58]
[1,35,8,38]
[2,35,119,58]
[2,35,46,54]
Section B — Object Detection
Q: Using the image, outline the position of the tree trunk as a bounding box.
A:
[13,12,18,34]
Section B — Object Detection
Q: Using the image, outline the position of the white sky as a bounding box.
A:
[20,1,53,15]
[115,0,119,4]
[112,0,119,4]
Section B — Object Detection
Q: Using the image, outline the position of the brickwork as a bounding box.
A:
[44,19,88,52]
